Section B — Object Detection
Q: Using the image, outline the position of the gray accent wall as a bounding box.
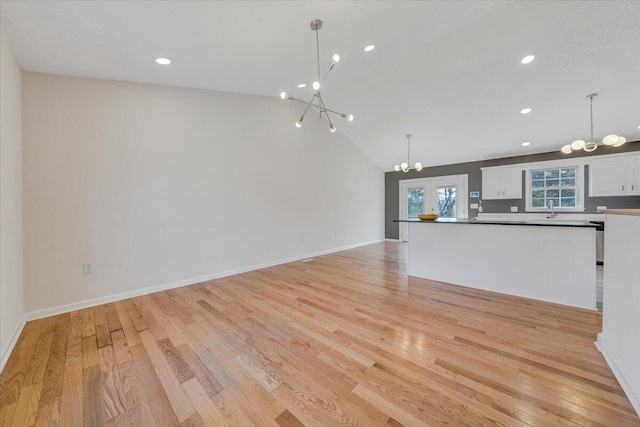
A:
[386,142,640,239]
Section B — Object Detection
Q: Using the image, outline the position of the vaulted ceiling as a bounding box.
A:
[1,0,639,170]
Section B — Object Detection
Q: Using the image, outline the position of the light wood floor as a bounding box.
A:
[1,242,638,426]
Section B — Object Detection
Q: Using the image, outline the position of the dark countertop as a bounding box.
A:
[394,218,600,228]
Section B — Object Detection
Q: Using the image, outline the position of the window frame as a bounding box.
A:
[525,165,585,212]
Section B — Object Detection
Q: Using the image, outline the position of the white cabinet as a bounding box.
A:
[629,155,640,195]
[482,166,522,199]
[590,154,640,197]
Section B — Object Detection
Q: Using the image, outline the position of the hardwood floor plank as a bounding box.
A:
[98,345,127,420]
[182,377,229,426]
[2,242,637,426]
[59,361,82,427]
[139,330,196,422]
[129,344,181,427]
[34,400,59,427]
[82,365,106,427]
[38,315,69,409]
[8,383,42,426]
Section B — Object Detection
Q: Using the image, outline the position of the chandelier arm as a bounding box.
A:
[321,66,334,84]
[318,95,334,127]
[289,95,319,119]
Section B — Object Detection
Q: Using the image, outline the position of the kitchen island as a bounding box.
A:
[395,218,599,309]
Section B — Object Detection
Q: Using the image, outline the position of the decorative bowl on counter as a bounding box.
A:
[418,213,438,221]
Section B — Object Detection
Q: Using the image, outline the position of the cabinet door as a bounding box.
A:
[629,155,640,195]
[501,167,523,199]
[482,169,502,199]
[590,157,627,196]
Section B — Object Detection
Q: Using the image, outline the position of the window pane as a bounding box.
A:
[561,168,576,177]
[546,189,559,198]
[561,178,575,187]
[532,180,545,188]
[546,179,559,188]
[407,188,424,218]
[532,199,545,208]
[545,169,560,179]
[561,198,576,207]
[531,170,545,180]
[532,190,544,198]
[561,189,575,198]
[436,186,456,218]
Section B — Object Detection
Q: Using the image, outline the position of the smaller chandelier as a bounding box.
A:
[394,134,423,172]
[561,93,626,154]
[279,20,353,133]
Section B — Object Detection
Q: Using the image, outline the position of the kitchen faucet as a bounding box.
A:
[547,200,557,218]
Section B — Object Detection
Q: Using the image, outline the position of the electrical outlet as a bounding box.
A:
[470,203,479,209]
[596,206,607,212]
[83,263,93,274]
[511,206,518,212]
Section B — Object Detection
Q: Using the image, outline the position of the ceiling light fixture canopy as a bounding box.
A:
[394,134,422,172]
[279,19,353,133]
[561,94,626,154]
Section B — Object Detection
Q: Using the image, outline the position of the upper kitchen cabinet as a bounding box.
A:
[590,153,640,197]
[481,166,522,199]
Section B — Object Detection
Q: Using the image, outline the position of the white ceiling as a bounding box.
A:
[1,1,639,170]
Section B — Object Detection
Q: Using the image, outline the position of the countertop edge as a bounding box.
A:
[393,219,599,228]
[602,209,640,217]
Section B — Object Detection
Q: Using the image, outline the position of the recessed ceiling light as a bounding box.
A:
[364,45,375,52]
[155,57,171,65]
[521,142,531,147]
[297,83,306,88]
[520,108,532,114]
[521,55,535,64]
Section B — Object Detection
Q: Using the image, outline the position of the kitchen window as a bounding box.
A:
[526,166,584,212]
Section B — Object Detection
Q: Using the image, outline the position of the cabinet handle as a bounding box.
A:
[622,185,624,191]
[503,190,505,195]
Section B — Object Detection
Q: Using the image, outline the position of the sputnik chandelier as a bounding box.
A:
[394,134,423,172]
[279,19,353,132]
[561,93,626,154]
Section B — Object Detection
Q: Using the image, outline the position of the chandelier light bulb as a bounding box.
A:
[295,121,302,128]
[280,92,287,100]
[602,134,619,145]
[401,162,408,170]
[584,141,598,152]
[415,162,423,171]
[570,140,585,150]
[332,54,340,63]
[347,114,354,121]
[561,145,573,154]
[394,165,401,172]
[155,57,171,65]
[297,83,306,88]
[612,137,627,147]
[329,124,336,133]
[312,81,320,91]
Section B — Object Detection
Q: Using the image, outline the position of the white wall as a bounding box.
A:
[0,26,24,365]
[22,72,384,314]
[598,212,640,416]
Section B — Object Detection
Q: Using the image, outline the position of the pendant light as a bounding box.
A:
[561,94,626,154]
[279,20,353,133]
[394,135,423,172]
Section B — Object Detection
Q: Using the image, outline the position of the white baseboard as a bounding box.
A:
[596,333,640,417]
[385,238,401,242]
[1,316,27,373]
[23,239,384,323]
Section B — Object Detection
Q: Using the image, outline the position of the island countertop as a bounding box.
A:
[394,218,600,228]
